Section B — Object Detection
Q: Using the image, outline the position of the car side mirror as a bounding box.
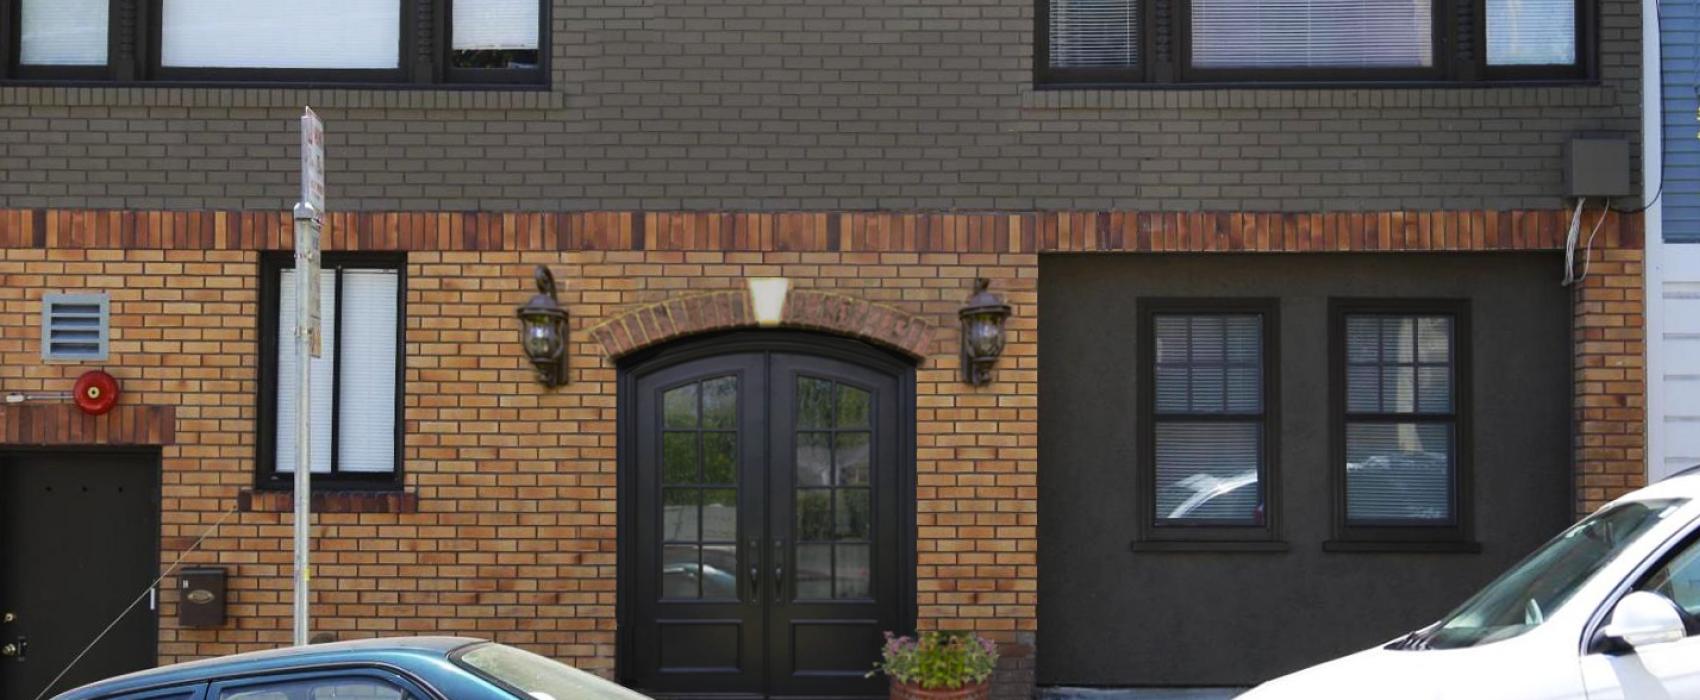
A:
[1601,591,1687,650]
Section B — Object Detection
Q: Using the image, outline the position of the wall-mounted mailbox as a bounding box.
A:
[179,567,227,628]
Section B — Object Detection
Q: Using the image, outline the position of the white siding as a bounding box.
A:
[1655,249,1700,479]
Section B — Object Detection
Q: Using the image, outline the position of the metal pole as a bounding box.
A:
[291,203,319,647]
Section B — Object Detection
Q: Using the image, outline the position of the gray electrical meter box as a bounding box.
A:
[179,567,227,628]
[1565,138,1632,198]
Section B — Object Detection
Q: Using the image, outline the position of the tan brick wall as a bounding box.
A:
[0,208,1644,697]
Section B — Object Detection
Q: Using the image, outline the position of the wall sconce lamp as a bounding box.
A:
[959,277,1011,386]
[516,265,569,387]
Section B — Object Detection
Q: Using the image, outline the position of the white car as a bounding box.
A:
[1242,466,1700,699]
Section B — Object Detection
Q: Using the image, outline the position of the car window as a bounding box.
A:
[219,678,414,700]
[1638,531,1700,633]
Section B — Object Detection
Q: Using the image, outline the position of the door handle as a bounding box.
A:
[747,539,761,596]
[772,538,785,603]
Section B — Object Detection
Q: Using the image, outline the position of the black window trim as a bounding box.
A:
[1134,297,1282,547]
[1,0,549,87]
[1035,0,1592,87]
[256,250,407,491]
[1326,298,1475,551]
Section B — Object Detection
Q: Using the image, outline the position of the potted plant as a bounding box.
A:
[868,631,999,700]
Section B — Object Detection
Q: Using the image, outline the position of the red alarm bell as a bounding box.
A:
[72,370,120,416]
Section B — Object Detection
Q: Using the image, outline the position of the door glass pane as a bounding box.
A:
[702,489,738,541]
[701,376,737,429]
[835,489,871,540]
[701,544,738,600]
[662,544,700,599]
[795,543,833,600]
[662,489,699,542]
[835,544,871,599]
[835,433,871,485]
[796,432,832,486]
[798,377,834,429]
[664,383,698,428]
[663,433,698,484]
[797,489,833,541]
[837,386,871,428]
[702,432,736,484]
[1345,422,1452,523]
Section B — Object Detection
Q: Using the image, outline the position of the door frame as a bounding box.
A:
[615,330,918,694]
[0,447,164,686]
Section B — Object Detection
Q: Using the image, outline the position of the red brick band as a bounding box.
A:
[0,404,175,446]
[590,289,936,360]
[0,209,1639,253]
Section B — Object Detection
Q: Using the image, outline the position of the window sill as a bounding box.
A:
[0,83,565,110]
[1323,539,1482,554]
[1018,82,1617,111]
[238,488,418,514]
[1129,540,1290,554]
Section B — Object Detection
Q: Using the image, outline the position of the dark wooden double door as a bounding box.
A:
[1,451,159,700]
[624,335,912,699]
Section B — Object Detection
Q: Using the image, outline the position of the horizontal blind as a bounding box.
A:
[336,269,400,473]
[1154,423,1261,521]
[20,0,108,66]
[1346,316,1453,414]
[1154,315,1261,413]
[276,268,338,474]
[1486,0,1575,65]
[1049,0,1139,69]
[453,0,540,51]
[162,0,400,69]
[1191,0,1433,69]
[1345,422,1452,521]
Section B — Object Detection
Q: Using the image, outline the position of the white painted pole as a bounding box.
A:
[291,206,317,647]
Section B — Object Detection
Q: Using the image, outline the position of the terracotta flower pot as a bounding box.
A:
[888,680,990,700]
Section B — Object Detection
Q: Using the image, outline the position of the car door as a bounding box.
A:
[206,670,432,700]
[1580,528,1700,699]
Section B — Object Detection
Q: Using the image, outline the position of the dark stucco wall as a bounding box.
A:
[1036,253,1572,687]
[0,0,1641,211]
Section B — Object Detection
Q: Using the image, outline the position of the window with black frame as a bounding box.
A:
[258,253,405,488]
[1138,300,1279,545]
[4,0,545,85]
[1332,301,1473,548]
[1039,0,1586,84]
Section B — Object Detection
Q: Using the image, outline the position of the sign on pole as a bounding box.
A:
[292,106,325,648]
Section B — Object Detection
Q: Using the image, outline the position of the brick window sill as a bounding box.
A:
[237,489,418,514]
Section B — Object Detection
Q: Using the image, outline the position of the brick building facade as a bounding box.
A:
[0,0,1652,697]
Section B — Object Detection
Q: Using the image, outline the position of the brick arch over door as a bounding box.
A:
[589,289,936,361]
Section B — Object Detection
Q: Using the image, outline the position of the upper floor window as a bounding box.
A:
[1039,0,1586,85]
[257,253,405,489]
[2,0,546,85]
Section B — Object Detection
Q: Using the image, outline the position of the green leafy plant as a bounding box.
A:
[868,631,999,690]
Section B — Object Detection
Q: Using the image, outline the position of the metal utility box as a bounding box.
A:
[179,567,227,628]
[1565,138,1632,198]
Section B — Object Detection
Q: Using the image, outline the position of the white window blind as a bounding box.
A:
[1191,0,1434,69]
[336,270,399,473]
[453,0,540,51]
[1486,0,1575,66]
[1151,313,1265,524]
[1343,314,1456,523]
[20,0,108,66]
[161,0,400,69]
[275,268,338,474]
[1049,0,1138,69]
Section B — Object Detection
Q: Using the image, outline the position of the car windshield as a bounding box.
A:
[455,642,652,700]
[1400,498,1688,650]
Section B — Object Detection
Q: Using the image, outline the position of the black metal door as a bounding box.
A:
[624,334,912,699]
[0,451,159,700]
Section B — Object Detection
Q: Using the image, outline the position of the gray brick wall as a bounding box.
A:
[0,0,1641,212]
